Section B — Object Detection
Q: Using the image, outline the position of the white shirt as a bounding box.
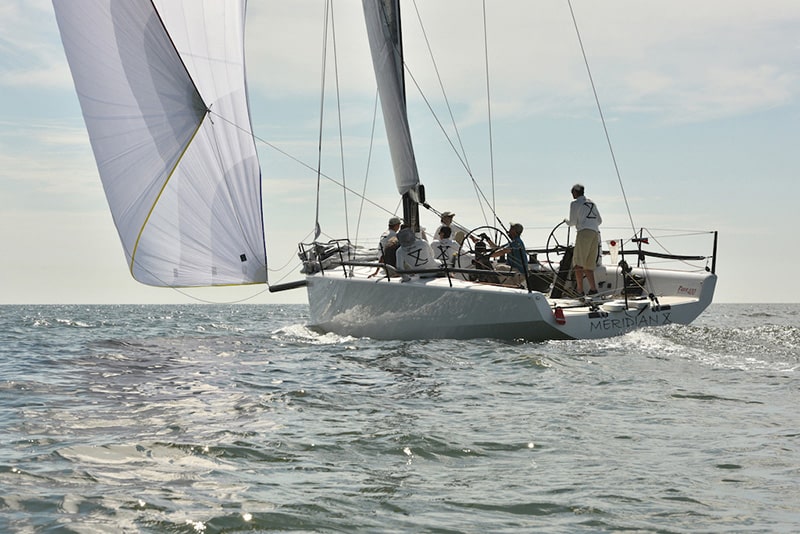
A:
[430,221,470,243]
[379,229,397,250]
[396,239,436,272]
[430,238,460,266]
[568,195,602,233]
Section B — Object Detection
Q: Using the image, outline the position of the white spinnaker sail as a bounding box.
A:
[362,0,420,196]
[53,0,266,287]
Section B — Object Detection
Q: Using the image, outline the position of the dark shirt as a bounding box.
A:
[381,238,399,267]
[506,235,528,273]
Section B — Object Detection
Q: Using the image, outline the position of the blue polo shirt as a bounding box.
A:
[507,236,528,273]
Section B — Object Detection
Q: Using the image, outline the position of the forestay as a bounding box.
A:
[53,0,266,287]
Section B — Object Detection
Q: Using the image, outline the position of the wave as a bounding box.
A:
[269,323,358,345]
[674,323,797,369]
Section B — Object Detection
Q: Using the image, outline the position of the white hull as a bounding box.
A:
[305,265,716,341]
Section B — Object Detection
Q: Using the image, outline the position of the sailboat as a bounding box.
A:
[53,0,718,341]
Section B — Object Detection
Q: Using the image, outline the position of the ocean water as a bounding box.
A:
[0,303,797,533]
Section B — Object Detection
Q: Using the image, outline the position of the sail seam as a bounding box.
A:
[241,0,269,277]
[127,1,210,278]
[208,110,395,217]
[128,114,207,275]
[149,0,207,105]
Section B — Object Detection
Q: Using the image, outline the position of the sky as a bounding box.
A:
[1,0,799,305]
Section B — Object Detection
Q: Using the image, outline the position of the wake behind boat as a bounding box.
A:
[53,0,718,342]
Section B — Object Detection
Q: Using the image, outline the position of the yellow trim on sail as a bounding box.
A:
[141,280,265,289]
[128,112,207,278]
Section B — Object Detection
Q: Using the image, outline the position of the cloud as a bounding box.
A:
[0,120,103,211]
[411,2,800,125]
[0,0,72,89]
[572,1,800,123]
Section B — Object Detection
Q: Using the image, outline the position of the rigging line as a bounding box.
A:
[640,229,709,270]
[269,229,316,273]
[330,3,350,244]
[168,284,272,305]
[267,262,308,285]
[267,253,302,274]
[204,107,267,273]
[641,229,717,238]
[567,0,636,236]
[410,0,471,175]
[402,63,498,223]
[567,0,657,299]
[354,90,381,245]
[314,0,331,240]
[407,1,490,226]
[482,0,497,226]
[128,110,206,276]
[209,109,395,217]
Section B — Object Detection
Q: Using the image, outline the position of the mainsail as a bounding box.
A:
[53,0,266,287]
[362,0,421,197]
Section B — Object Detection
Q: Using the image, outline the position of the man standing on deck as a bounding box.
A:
[565,183,602,296]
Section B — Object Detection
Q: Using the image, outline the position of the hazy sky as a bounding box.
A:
[2,0,799,305]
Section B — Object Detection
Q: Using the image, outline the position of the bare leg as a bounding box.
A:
[585,269,597,292]
[574,266,585,295]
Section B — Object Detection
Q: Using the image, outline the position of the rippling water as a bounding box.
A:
[1,303,798,533]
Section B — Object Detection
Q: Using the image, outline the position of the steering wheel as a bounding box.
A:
[451,225,520,286]
[545,220,571,268]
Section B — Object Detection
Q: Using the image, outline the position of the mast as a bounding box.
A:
[362,0,425,233]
